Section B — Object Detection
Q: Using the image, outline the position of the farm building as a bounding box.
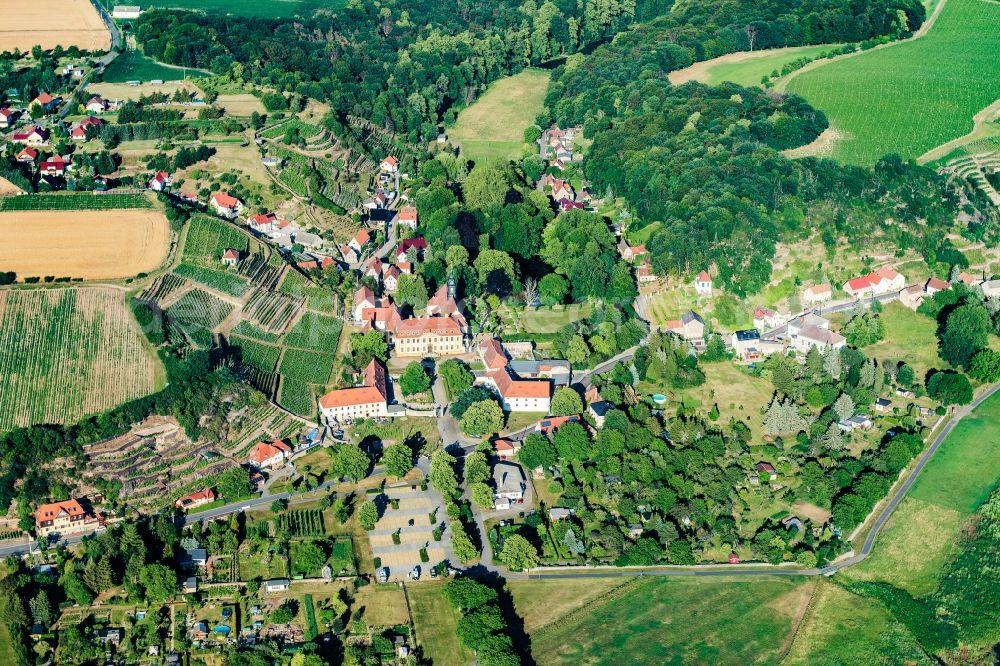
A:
[111,5,143,18]
[318,359,389,424]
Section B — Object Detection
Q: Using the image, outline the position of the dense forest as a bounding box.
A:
[134,0,672,143]
[542,2,995,295]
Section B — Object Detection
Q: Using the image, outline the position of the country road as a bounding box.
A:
[6,376,995,582]
[503,381,1000,581]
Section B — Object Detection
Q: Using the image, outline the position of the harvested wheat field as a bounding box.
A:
[0,0,110,52]
[0,210,170,280]
[0,287,162,431]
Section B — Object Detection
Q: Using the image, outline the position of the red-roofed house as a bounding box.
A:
[31,92,61,113]
[319,360,389,423]
[957,271,981,286]
[479,338,509,372]
[483,368,551,412]
[221,248,241,266]
[398,205,418,229]
[349,228,371,253]
[842,267,905,297]
[12,125,49,145]
[0,107,18,128]
[353,286,378,321]
[210,191,244,218]
[383,265,400,293]
[694,271,713,296]
[175,488,216,510]
[16,147,38,163]
[617,239,647,262]
[248,440,292,470]
[494,438,521,461]
[636,260,656,283]
[149,171,172,192]
[70,115,103,140]
[40,154,69,177]
[925,277,949,294]
[34,498,97,537]
[534,414,580,435]
[380,155,399,173]
[395,237,427,263]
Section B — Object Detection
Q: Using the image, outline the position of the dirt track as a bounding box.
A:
[0,209,170,280]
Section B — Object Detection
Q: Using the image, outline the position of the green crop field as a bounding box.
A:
[278,348,333,384]
[842,390,1000,594]
[145,0,344,18]
[231,335,280,372]
[173,263,249,296]
[166,288,234,348]
[102,49,207,83]
[0,193,151,211]
[279,270,334,313]
[784,581,932,665]
[784,0,1000,164]
[183,215,249,263]
[278,377,313,416]
[408,583,473,666]
[0,288,161,431]
[284,313,342,352]
[449,68,550,164]
[671,44,839,88]
[527,576,813,665]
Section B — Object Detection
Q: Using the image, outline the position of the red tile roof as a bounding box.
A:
[479,338,508,372]
[34,499,90,523]
[393,316,462,339]
[399,206,417,223]
[697,271,711,282]
[211,191,241,208]
[248,440,291,464]
[353,228,371,246]
[319,360,388,408]
[489,369,551,399]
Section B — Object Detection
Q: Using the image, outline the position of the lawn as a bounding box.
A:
[520,302,595,334]
[841,390,1000,594]
[784,581,932,665]
[408,583,473,666]
[644,361,774,440]
[669,44,840,88]
[353,585,410,628]
[102,49,206,83]
[862,302,944,379]
[528,576,814,666]
[508,578,625,634]
[783,0,1000,164]
[449,69,550,165]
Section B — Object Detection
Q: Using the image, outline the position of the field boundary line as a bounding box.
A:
[776,578,821,664]
[775,0,949,93]
[529,578,641,642]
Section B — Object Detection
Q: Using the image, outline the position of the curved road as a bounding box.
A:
[505,382,1000,580]
[7,382,995,582]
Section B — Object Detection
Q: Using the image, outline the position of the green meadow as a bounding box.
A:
[784,0,1000,164]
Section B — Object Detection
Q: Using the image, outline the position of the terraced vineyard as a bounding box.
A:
[279,270,335,313]
[284,312,342,352]
[166,289,235,348]
[784,0,1000,164]
[243,288,303,334]
[0,287,161,431]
